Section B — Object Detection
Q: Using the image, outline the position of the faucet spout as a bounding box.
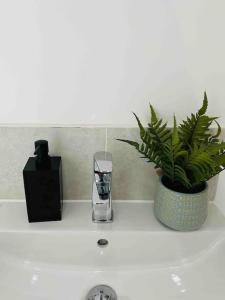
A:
[92,152,113,222]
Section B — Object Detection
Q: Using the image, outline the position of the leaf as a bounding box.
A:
[175,150,188,159]
[172,115,179,146]
[149,104,158,124]
[198,92,208,116]
[215,154,225,167]
[211,120,221,139]
[133,112,145,139]
[205,142,225,155]
[117,139,162,167]
[179,114,217,146]
[148,120,171,145]
[185,143,217,183]
[174,165,191,187]
[116,139,139,148]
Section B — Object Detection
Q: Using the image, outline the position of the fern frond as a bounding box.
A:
[116,139,161,167]
[180,115,216,145]
[204,142,225,155]
[157,139,188,186]
[172,115,179,146]
[214,154,225,168]
[148,120,171,145]
[198,91,208,115]
[179,93,217,146]
[116,139,139,148]
[133,113,145,139]
[149,104,158,124]
[209,120,221,142]
[174,165,191,187]
[185,143,217,184]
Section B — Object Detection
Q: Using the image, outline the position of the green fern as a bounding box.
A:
[179,92,217,146]
[186,143,217,184]
[117,92,225,191]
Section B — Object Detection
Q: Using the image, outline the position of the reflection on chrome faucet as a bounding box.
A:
[92,152,113,222]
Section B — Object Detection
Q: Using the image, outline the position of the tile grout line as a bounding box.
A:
[0,123,139,128]
[105,127,108,152]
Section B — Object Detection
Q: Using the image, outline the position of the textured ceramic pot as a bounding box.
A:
[154,177,208,231]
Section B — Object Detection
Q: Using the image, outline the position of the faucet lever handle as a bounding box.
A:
[94,152,112,173]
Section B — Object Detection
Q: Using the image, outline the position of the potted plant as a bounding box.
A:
[118,93,225,231]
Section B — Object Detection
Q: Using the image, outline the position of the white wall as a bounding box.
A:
[0,0,224,126]
[215,172,225,214]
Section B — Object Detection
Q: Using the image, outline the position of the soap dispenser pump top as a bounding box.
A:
[34,140,50,169]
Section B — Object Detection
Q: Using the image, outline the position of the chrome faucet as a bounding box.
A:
[92,151,113,222]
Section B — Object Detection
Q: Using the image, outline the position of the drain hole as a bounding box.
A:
[86,285,117,300]
[97,239,109,247]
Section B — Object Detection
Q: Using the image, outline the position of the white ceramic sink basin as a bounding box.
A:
[0,231,224,270]
[0,201,225,300]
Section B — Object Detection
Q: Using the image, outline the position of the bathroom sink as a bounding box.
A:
[0,201,225,299]
[0,231,223,270]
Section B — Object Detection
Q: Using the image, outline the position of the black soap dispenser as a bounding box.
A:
[23,140,63,222]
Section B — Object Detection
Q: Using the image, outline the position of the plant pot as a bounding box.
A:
[154,177,208,231]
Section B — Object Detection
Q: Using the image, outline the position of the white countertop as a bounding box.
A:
[0,200,224,232]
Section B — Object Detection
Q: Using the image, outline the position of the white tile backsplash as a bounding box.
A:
[0,127,222,200]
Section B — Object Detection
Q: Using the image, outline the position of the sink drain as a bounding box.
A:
[97,239,108,247]
[86,285,117,300]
